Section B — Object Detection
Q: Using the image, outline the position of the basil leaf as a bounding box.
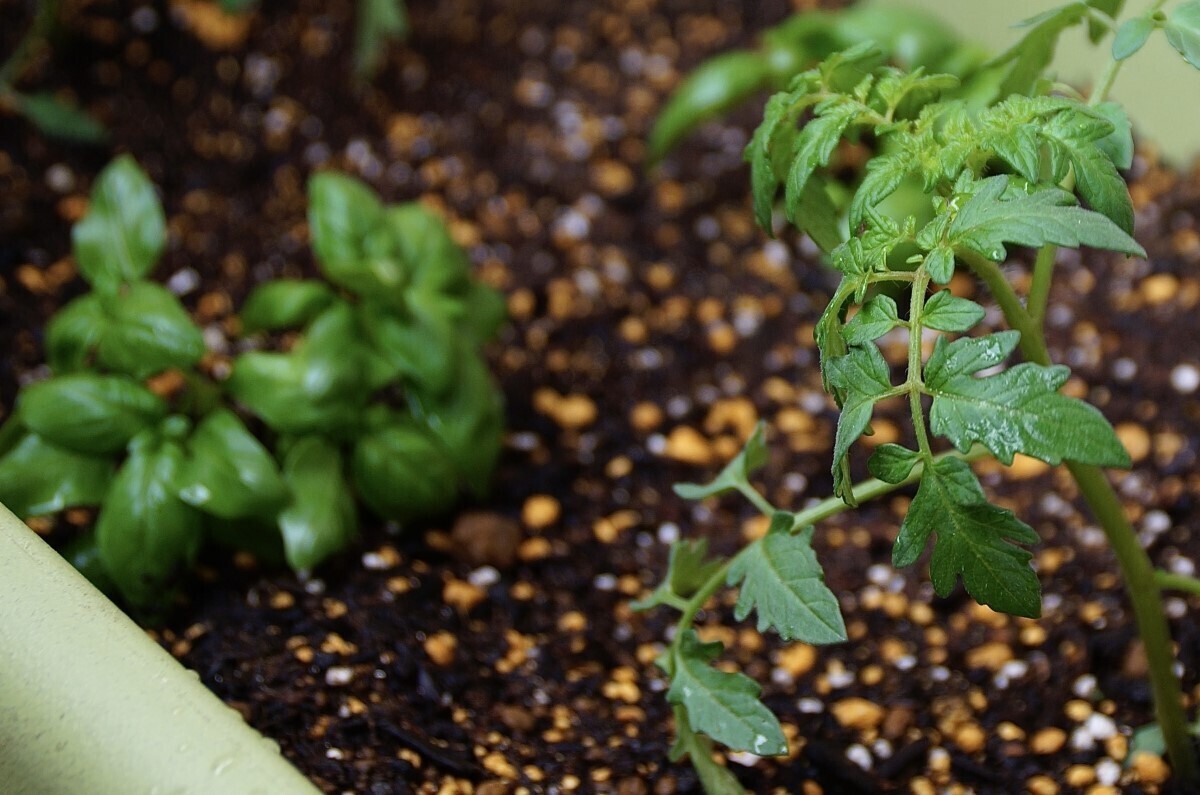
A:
[355,0,409,78]
[19,374,167,455]
[45,293,107,373]
[307,172,401,298]
[96,429,203,607]
[387,203,472,297]
[177,409,289,520]
[278,436,357,572]
[0,433,113,517]
[72,155,166,292]
[461,281,508,346]
[96,283,206,378]
[360,300,459,395]
[239,279,337,333]
[352,419,460,520]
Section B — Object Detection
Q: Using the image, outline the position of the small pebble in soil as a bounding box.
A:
[1170,362,1200,392]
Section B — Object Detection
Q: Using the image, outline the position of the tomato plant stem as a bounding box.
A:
[960,248,1199,784]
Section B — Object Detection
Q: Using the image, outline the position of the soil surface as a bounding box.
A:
[3,1,1200,794]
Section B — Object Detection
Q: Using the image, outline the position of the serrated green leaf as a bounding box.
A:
[924,330,1022,387]
[793,175,843,253]
[19,374,168,455]
[45,293,107,373]
[893,457,1041,617]
[239,279,337,333]
[949,176,1144,261]
[747,91,809,231]
[923,245,956,284]
[1091,101,1134,171]
[177,409,290,520]
[674,421,769,500]
[1113,15,1156,60]
[842,294,901,345]
[726,513,845,643]
[825,344,893,502]
[1166,1,1200,69]
[867,443,921,484]
[352,418,460,520]
[96,428,204,607]
[1040,107,1135,233]
[72,155,166,292]
[926,337,1130,468]
[16,91,107,144]
[667,630,788,756]
[921,290,985,333]
[95,283,206,378]
[278,436,357,573]
[784,102,861,225]
[631,538,726,612]
[0,433,113,517]
[989,3,1089,97]
[648,50,773,164]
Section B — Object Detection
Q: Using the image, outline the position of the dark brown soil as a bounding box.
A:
[3,1,1200,793]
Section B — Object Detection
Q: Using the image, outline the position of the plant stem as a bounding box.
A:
[1027,245,1058,326]
[906,272,935,463]
[958,249,1199,783]
[1156,570,1200,598]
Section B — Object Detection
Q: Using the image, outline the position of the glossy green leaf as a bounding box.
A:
[360,300,458,395]
[226,304,376,436]
[177,409,289,520]
[926,334,1130,468]
[674,421,769,500]
[387,203,472,296]
[727,513,845,644]
[95,283,206,378]
[825,343,893,503]
[667,630,787,756]
[1166,1,1200,70]
[16,91,107,144]
[45,293,107,373]
[893,457,1041,617]
[842,294,901,344]
[921,291,985,333]
[1113,14,1156,60]
[461,281,508,346]
[406,354,504,497]
[72,155,165,292]
[0,433,112,517]
[352,419,460,520]
[867,443,921,484]
[307,171,393,294]
[19,374,167,455]
[239,279,338,333]
[355,0,409,78]
[924,330,1021,386]
[95,429,203,607]
[949,176,1144,261]
[278,436,357,573]
[648,51,772,164]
